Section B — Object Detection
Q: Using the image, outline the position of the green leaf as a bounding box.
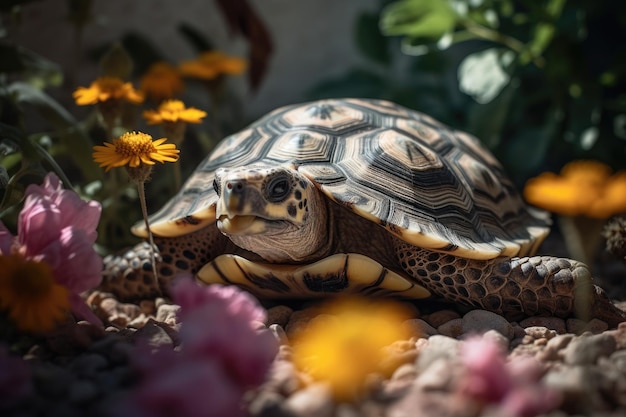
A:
[458,48,514,104]
[7,82,101,181]
[178,22,214,53]
[380,0,458,40]
[355,12,391,65]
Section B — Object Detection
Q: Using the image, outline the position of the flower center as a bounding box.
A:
[114,132,156,156]
[2,255,55,296]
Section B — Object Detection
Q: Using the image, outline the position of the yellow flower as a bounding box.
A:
[178,51,246,80]
[73,76,144,106]
[524,160,626,218]
[143,100,207,125]
[92,131,180,172]
[291,298,412,401]
[0,254,70,333]
[140,62,185,102]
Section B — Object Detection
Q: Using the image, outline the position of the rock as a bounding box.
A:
[524,326,557,340]
[544,365,612,413]
[130,320,176,348]
[283,382,334,417]
[68,379,99,404]
[546,333,575,352]
[155,303,180,326]
[247,390,286,417]
[610,321,626,349]
[68,353,108,378]
[519,317,567,334]
[402,319,437,337]
[391,363,418,382]
[566,318,608,335]
[269,324,289,346]
[416,335,459,372]
[462,310,514,340]
[437,318,464,338]
[562,333,617,365]
[266,305,294,327]
[481,329,510,351]
[138,299,156,316]
[284,308,319,337]
[415,358,456,391]
[424,310,461,328]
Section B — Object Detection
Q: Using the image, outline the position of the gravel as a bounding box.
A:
[4,293,626,417]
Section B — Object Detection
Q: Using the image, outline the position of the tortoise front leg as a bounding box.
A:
[395,241,626,326]
[100,226,229,301]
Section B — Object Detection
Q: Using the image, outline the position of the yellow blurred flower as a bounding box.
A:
[291,298,412,401]
[140,62,184,102]
[92,131,180,172]
[524,160,626,218]
[0,254,70,333]
[73,76,144,106]
[178,51,246,80]
[143,99,207,125]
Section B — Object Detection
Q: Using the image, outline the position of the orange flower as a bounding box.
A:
[140,62,184,102]
[143,100,207,125]
[73,76,144,106]
[524,160,626,218]
[92,131,179,172]
[0,254,70,333]
[178,51,246,80]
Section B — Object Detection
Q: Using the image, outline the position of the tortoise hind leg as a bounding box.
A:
[100,226,229,301]
[394,240,626,327]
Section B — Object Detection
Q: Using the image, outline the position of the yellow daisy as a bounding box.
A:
[178,51,246,80]
[140,62,185,102]
[73,76,144,106]
[92,131,180,172]
[143,99,207,125]
[0,254,70,333]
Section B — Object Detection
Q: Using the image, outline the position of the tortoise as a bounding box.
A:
[102,98,626,325]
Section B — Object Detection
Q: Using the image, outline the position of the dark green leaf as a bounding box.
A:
[380,0,458,40]
[7,82,101,181]
[178,22,214,53]
[355,12,391,65]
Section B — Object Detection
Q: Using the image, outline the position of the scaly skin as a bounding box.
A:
[100,227,626,327]
[394,239,625,325]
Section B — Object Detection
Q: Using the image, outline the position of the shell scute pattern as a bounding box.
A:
[139,98,548,260]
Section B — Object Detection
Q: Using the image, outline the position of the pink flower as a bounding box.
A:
[0,344,32,409]
[125,278,278,417]
[0,172,103,325]
[171,278,277,387]
[458,336,560,417]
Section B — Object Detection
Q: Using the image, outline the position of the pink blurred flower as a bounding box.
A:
[0,172,103,326]
[458,336,560,417]
[0,344,32,409]
[125,278,278,417]
[171,278,277,387]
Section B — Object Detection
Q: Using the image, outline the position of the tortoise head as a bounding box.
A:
[213,164,330,263]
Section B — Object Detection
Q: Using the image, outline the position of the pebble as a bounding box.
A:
[130,320,176,348]
[68,353,108,378]
[155,303,180,326]
[437,318,464,338]
[68,379,99,404]
[414,358,456,391]
[566,318,609,335]
[283,382,335,417]
[266,305,294,327]
[462,309,514,339]
[424,310,461,328]
[269,324,289,346]
[519,316,567,334]
[415,335,459,372]
[402,318,437,337]
[562,333,617,365]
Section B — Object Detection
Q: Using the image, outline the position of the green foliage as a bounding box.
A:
[311,0,626,184]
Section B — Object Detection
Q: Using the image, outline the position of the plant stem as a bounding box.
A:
[137,180,159,285]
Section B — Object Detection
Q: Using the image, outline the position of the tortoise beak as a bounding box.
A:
[216,179,245,218]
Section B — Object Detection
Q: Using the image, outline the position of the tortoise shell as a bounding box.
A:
[135,98,549,260]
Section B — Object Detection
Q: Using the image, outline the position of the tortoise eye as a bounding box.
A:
[212,178,221,196]
[265,174,291,203]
